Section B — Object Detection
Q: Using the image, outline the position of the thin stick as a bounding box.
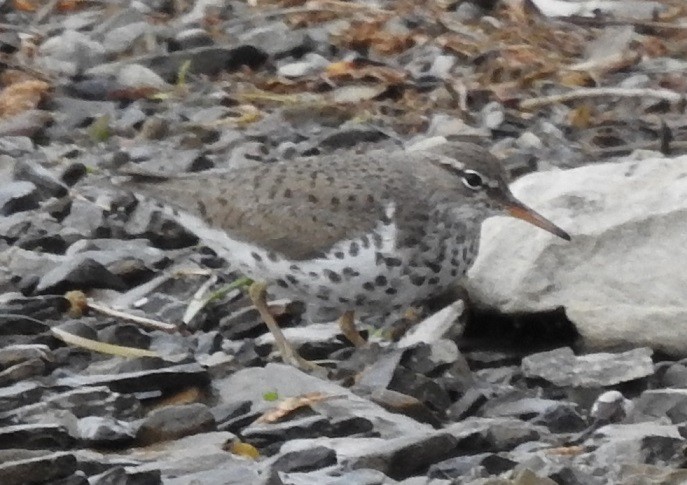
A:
[520,87,686,110]
[31,0,61,26]
[88,300,178,333]
[224,2,389,29]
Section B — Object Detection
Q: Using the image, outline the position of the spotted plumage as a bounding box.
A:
[118,142,570,369]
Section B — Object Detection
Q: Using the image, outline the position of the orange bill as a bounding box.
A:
[506,202,571,241]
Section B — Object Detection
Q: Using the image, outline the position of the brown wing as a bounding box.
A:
[122,154,396,260]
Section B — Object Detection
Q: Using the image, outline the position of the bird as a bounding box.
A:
[118,142,570,374]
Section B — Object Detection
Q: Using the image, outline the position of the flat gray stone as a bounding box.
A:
[468,155,687,356]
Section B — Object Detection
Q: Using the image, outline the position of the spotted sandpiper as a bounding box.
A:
[120,142,570,373]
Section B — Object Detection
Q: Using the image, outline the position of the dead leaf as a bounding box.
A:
[0,80,51,118]
[12,0,37,12]
[56,0,86,12]
[65,290,88,318]
[325,60,406,85]
[12,0,85,12]
[558,70,596,88]
[255,392,334,424]
[336,19,414,55]
[568,104,595,129]
[152,387,204,408]
[546,445,585,456]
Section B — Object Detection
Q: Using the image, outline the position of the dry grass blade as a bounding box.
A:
[183,275,252,324]
[520,87,687,110]
[255,392,337,424]
[88,300,178,333]
[52,326,159,358]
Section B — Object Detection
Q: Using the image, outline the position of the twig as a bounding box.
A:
[88,300,178,333]
[52,326,159,358]
[562,15,687,31]
[520,87,686,111]
[31,0,61,26]
[224,2,389,29]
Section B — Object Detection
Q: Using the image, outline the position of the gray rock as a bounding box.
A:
[124,432,258,484]
[467,156,687,356]
[137,403,216,445]
[38,30,106,75]
[35,256,127,294]
[55,362,209,394]
[270,445,337,473]
[89,466,161,485]
[214,364,432,438]
[483,396,584,433]
[521,347,654,387]
[242,415,333,449]
[0,110,54,138]
[0,381,44,414]
[341,432,458,480]
[117,64,169,90]
[124,202,199,250]
[429,453,516,480]
[0,451,77,485]
[4,386,141,423]
[87,45,268,82]
[397,300,466,348]
[446,417,546,452]
[173,28,215,50]
[0,181,39,216]
[0,423,75,450]
[630,389,687,424]
[103,22,151,55]
[77,416,136,445]
[13,160,68,199]
[238,22,310,58]
[369,388,442,427]
[659,362,687,387]
[61,198,107,239]
[0,358,46,386]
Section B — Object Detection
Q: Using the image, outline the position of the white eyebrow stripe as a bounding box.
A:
[438,159,465,171]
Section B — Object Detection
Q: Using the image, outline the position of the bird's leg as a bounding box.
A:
[337,310,367,347]
[248,282,327,376]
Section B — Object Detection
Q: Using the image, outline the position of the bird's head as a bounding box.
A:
[430,143,570,240]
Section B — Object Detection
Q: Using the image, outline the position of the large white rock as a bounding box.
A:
[467,154,687,356]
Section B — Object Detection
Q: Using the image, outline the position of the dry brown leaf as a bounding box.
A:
[568,104,594,129]
[152,387,204,408]
[12,0,85,12]
[65,290,88,318]
[336,19,414,56]
[435,34,480,60]
[56,0,86,12]
[640,36,668,58]
[255,392,334,424]
[12,0,36,12]
[558,70,596,88]
[0,80,51,118]
[0,70,38,88]
[325,60,406,85]
[546,445,585,456]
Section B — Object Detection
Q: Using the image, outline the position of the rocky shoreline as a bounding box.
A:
[2,0,687,483]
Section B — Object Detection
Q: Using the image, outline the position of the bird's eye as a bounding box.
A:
[462,170,484,190]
